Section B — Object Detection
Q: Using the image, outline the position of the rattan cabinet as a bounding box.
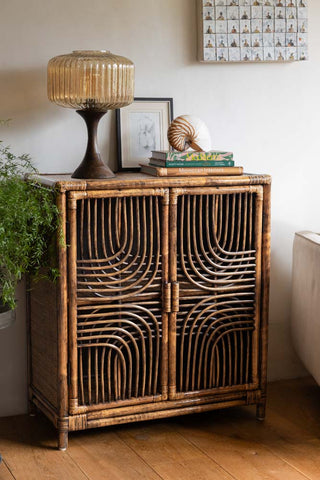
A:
[28,173,271,450]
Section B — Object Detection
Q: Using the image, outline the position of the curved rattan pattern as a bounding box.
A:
[76,196,161,300]
[176,192,258,392]
[178,194,256,293]
[77,303,162,405]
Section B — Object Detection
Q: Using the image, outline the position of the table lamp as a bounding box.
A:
[47,50,135,179]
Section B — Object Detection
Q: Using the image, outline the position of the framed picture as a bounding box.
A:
[198,0,308,63]
[116,97,174,171]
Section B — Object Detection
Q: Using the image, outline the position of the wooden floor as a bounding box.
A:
[1,377,320,480]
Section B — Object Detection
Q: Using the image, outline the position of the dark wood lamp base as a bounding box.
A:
[72,110,115,179]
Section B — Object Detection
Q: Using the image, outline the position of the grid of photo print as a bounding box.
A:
[200,0,308,62]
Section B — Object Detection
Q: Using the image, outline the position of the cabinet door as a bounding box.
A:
[169,186,263,399]
[67,188,169,413]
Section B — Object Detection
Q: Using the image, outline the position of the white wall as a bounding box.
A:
[1,0,318,416]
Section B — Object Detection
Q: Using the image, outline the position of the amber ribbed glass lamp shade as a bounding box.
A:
[47,50,135,179]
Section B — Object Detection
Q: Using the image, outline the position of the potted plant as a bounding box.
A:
[0,130,60,329]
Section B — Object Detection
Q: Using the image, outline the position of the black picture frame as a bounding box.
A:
[116,97,174,172]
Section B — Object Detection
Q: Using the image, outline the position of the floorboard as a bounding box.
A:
[117,422,234,480]
[0,461,15,480]
[0,378,319,480]
[0,416,89,480]
[67,430,163,480]
[175,414,311,480]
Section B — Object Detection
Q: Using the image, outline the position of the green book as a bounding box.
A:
[151,149,234,162]
[149,159,235,167]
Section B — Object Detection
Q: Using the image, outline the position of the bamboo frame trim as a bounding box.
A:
[251,189,263,385]
[29,173,271,192]
[31,381,260,427]
[68,197,78,405]
[172,382,260,400]
[70,399,251,431]
[70,394,164,415]
[56,192,69,421]
[69,188,169,200]
[258,184,271,409]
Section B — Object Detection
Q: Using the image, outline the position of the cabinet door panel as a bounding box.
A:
[68,190,169,412]
[170,187,263,398]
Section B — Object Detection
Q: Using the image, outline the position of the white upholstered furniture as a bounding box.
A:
[291,231,320,385]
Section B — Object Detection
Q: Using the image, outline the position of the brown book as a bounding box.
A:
[140,164,243,177]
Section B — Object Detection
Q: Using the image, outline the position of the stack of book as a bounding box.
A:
[140,150,243,177]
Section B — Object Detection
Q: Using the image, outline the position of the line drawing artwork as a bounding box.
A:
[116,98,173,171]
[129,112,161,161]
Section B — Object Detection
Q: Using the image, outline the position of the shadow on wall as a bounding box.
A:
[0,68,117,174]
[99,110,118,173]
[267,219,307,380]
[0,68,60,131]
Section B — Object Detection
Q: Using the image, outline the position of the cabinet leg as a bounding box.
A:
[58,418,69,451]
[58,430,68,451]
[256,400,266,421]
[28,398,37,417]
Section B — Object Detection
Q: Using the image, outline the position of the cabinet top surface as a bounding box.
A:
[31,172,271,191]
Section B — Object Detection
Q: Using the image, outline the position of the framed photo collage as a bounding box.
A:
[199,0,308,62]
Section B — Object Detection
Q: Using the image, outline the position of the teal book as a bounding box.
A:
[149,159,235,167]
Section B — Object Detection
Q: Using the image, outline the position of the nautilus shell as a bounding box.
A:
[167,115,211,152]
